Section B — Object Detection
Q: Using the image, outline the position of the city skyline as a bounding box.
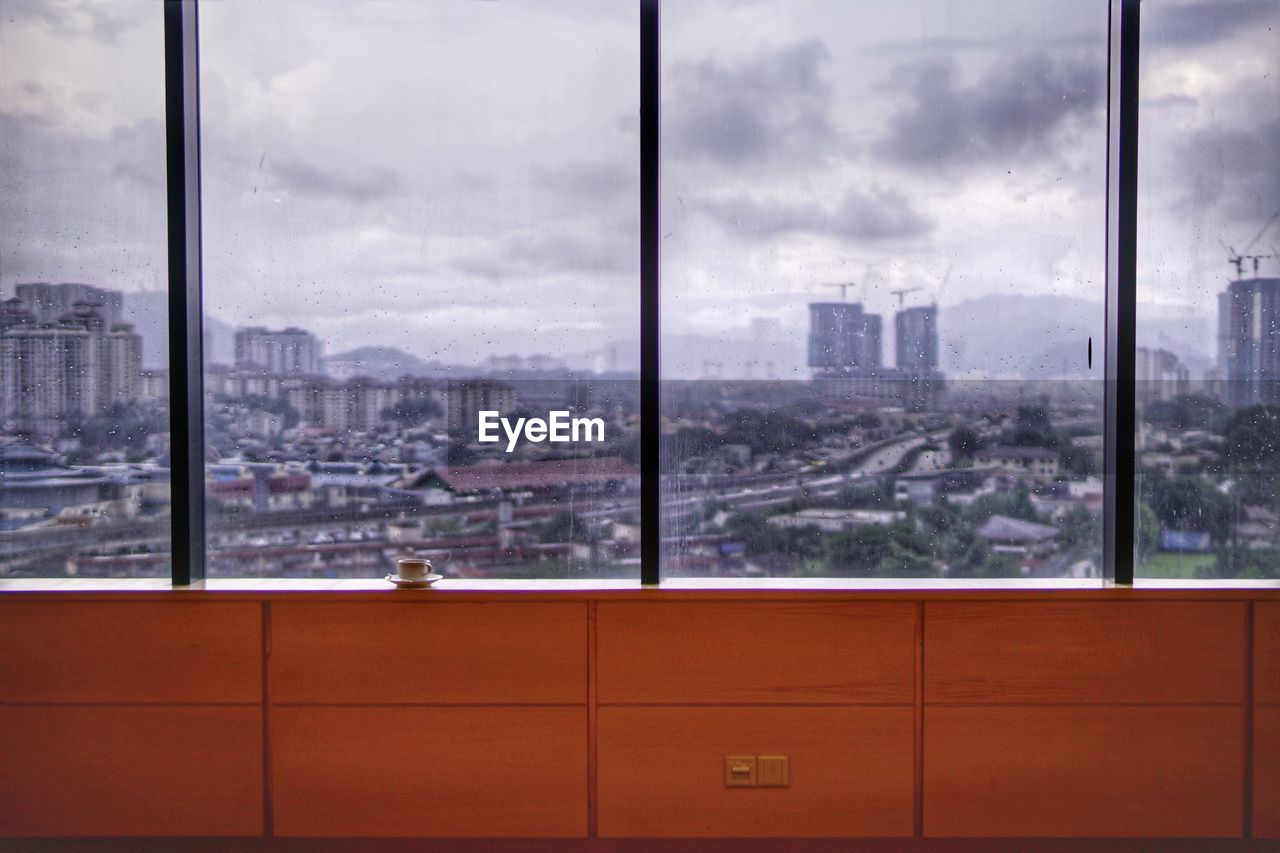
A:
[3,1,1275,373]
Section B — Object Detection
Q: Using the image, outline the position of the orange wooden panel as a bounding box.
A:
[0,705,263,836]
[597,602,915,704]
[0,601,261,704]
[1257,706,1280,838]
[1256,603,1280,705]
[926,601,1245,704]
[925,705,1243,837]
[270,603,586,705]
[271,706,586,837]
[598,706,914,837]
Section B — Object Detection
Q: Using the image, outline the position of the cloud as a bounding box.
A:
[701,189,932,242]
[2,0,135,42]
[875,54,1102,169]
[453,229,637,280]
[666,39,837,165]
[1145,0,1279,48]
[267,157,401,203]
[536,160,636,198]
[1176,115,1280,227]
[0,111,166,288]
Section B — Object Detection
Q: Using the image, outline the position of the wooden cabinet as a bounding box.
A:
[924,601,1247,838]
[1254,603,1280,837]
[597,601,915,704]
[598,706,913,837]
[272,706,586,837]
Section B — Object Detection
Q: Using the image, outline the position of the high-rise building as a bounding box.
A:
[447,379,517,434]
[234,327,323,376]
[0,300,143,435]
[808,301,944,411]
[1135,346,1190,404]
[895,305,938,370]
[286,377,404,432]
[1219,277,1280,407]
[807,302,882,374]
[13,282,124,326]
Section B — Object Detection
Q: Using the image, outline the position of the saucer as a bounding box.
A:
[385,573,444,589]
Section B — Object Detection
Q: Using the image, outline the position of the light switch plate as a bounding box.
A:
[758,755,790,787]
[724,755,757,787]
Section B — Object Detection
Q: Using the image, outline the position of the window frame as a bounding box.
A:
[159,0,1141,588]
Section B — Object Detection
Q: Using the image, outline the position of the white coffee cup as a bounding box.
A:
[396,557,430,581]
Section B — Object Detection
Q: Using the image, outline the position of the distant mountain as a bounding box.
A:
[941,294,1100,380]
[662,335,807,379]
[325,346,430,380]
[122,291,234,370]
[940,294,1214,381]
[324,346,477,380]
[121,290,1217,382]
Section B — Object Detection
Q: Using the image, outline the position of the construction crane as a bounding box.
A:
[824,264,875,303]
[890,287,921,309]
[1223,244,1244,277]
[824,282,858,302]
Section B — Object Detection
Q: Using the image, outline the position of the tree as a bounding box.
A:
[725,512,788,555]
[65,401,167,459]
[973,551,1023,578]
[725,513,823,560]
[880,541,936,578]
[965,484,1039,525]
[540,511,595,544]
[948,426,984,462]
[1223,406,1280,475]
[1058,504,1097,550]
[1057,443,1096,479]
[1144,394,1220,432]
[1205,544,1280,580]
[1008,406,1056,448]
[1136,501,1159,559]
[660,427,723,472]
[1141,474,1231,543]
[825,526,892,573]
[446,443,478,466]
[720,410,817,456]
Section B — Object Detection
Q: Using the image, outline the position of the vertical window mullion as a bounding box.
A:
[164,0,207,585]
[640,0,660,586]
[1103,0,1140,586]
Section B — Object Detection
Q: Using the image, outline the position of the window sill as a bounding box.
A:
[2,576,1280,601]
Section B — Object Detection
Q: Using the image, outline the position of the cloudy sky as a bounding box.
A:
[1,0,1276,376]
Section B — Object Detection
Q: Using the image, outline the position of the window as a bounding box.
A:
[1,0,1276,585]
[660,0,1108,578]
[1135,0,1280,579]
[197,0,639,579]
[0,2,170,578]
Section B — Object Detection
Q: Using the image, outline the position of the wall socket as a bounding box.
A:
[724,755,789,788]
[758,755,790,787]
[724,755,756,787]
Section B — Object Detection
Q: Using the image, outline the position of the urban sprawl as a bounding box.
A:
[2,273,1279,580]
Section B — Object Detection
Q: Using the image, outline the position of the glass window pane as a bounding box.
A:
[0,2,170,578]
[1135,0,1280,579]
[199,0,639,579]
[661,0,1108,579]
